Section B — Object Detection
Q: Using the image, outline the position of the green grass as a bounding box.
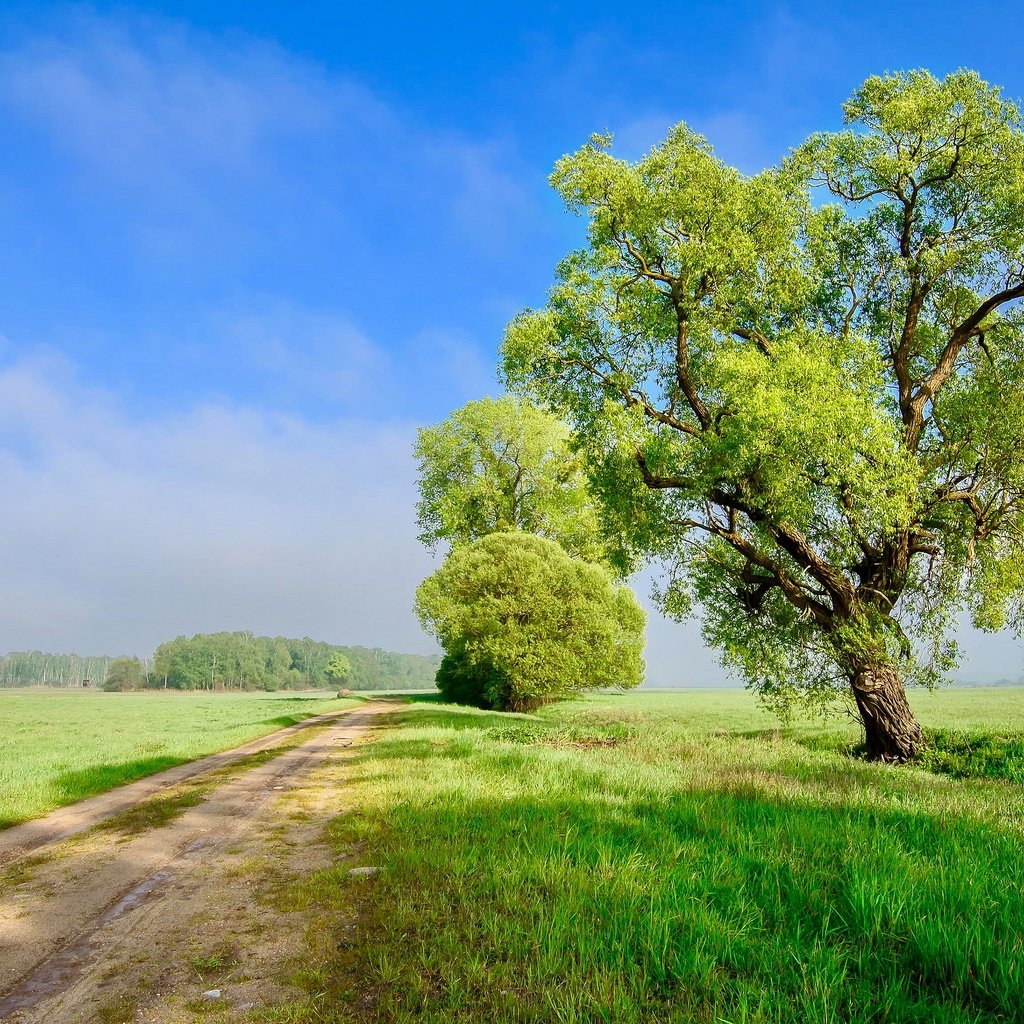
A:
[275,687,1024,1023]
[0,689,364,827]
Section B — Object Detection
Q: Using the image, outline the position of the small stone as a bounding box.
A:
[347,866,380,877]
[201,989,221,1000]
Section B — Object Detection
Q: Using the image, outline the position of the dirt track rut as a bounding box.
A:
[0,701,390,1022]
[0,705,373,863]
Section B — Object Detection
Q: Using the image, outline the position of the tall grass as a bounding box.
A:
[277,689,1024,1023]
[0,689,361,827]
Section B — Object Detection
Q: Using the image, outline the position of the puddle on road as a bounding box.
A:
[0,869,171,1018]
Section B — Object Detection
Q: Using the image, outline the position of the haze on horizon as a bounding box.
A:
[2,0,1022,686]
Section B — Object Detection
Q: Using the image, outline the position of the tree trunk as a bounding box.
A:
[849,660,925,762]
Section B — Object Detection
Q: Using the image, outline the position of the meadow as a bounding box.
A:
[0,689,361,827]
[270,687,1024,1024]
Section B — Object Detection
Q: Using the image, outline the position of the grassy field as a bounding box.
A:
[270,687,1024,1024]
[0,689,363,828]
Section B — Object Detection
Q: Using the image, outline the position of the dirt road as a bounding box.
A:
[0,701,392,1022]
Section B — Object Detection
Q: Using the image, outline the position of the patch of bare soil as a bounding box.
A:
[0,702,394,1023]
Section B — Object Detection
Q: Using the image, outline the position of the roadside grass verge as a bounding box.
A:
[0,723,345,899]
[0,691,366,827]
[274,690,1024,1023]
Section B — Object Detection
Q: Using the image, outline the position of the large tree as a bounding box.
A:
[414,395,607,564]
[416,532,645,712]
[503,70,1024,760]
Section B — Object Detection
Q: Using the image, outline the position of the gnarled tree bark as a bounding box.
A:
[849,660,925,761]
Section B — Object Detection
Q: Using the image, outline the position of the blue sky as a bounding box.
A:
[1,1,1022,683]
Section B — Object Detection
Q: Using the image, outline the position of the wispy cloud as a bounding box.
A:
[212,304,391,406]
[0,347,727,683]
[0,19,320,182]
[0,350,437,656]
[0,12,529,246]
[0,10,536,425]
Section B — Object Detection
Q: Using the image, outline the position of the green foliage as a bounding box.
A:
[325,651,352,684]
[102,657,144,692]
[416,532,645,711]
[434,643,503,709]
[502,69,1024,729]
[151,632,438,692]
[415,395,607,563]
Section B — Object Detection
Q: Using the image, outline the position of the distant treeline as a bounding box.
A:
[0,652,116,688]
[150,633,439,692]
[0,633,440,692]
[954,677,1024,688]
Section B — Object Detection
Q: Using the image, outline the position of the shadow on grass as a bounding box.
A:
[260,715,313,728]
[733,726,860,752]
[733,725,1024,781]
[322,723,1024,1024]
[402,695,542,726]
[921,728,1024,783]
[53,756,185,803]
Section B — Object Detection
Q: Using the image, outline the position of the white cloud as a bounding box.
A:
[0,348,720,682]
[0,16,337,186]
[0,13,531,253]
[0,351,437,657]
[213,304,392,406]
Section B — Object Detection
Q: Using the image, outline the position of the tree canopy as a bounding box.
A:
[415,532,645,711]
[414,395,607,564]
[103,657,144,692]
[503,69,1024,759]
[326,651,352,683]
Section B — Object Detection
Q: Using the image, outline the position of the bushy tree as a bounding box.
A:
[434,643,506,709]
[102,657,144,692]
[326,651,352,684]
[415,395,608,564]
[416,532,645,711]
[504,70,1024,760]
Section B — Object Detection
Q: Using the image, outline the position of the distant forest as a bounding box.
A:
[0,652,116,688]
[0,633,440,692]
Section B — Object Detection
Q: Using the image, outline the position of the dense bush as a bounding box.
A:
[417,532,645,712]
[434,644,507,709]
